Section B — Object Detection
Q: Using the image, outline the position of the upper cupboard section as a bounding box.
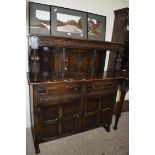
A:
[29,2,106,41]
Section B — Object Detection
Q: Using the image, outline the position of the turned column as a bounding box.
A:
[29,36,40,82]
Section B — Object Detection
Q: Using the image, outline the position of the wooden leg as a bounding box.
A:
[113,115,120,130]
[113,79,128,130]
[34,143,40,154]
[103,123,110,132]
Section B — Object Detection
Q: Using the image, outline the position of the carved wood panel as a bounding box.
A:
[64,49,93,75]
[38,97,81,139]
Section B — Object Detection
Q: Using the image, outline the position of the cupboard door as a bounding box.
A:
[84,85,117,130]
[37,96,81,140]
[43,123,59,140]
[64,48,93,76]
[61,99,80,135]
[99,95,116,125]
[83,94,100,130]
[61,49,106,77]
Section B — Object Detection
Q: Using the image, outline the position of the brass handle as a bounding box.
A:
[74,87,77,91]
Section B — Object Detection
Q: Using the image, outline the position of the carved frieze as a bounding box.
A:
[37,36,124,51]
[37,93,81,103]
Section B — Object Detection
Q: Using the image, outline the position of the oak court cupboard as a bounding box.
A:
[27,3,128,154]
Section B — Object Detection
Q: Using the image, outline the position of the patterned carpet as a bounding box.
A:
[26,112,129,155]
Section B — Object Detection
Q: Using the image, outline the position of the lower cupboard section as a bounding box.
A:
[40,110,113,142]
[38,103,114,141]
[33,84,118,143]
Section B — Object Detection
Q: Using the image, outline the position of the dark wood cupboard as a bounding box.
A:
[27,36,126,153]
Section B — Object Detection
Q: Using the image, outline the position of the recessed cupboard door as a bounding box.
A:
[64,48,93,76]
[62,49,106,78]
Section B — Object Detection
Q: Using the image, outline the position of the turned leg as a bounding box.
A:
[34,143,40,154]
[113,79,128,130]
[103,123,110,132]
[113,114,120,130]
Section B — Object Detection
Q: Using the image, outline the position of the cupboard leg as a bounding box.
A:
[103,123,110,132]
[113,115,120,130]
[113,78,128,130]
[34,143,40,154]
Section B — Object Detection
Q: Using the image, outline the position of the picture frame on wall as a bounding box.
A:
[29,2,107,41]
[88,13,106,41]
[51,6,87,39]
[29,3,51,35]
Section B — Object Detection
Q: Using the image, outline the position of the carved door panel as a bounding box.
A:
[99,95,116,125]
[83,93,101,130]
[91,50,106,75]
[84,85,117,130]
[61,99,80,135]
[37,94,81,140]
[64,48,93,77]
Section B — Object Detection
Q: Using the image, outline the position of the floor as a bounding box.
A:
[26,112,129,155]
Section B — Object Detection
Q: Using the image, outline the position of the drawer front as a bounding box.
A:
[37,93,81,106]
[86,86,118,98]
[36,83,82,106]
[86,80,118,90]
[37,83,82,95]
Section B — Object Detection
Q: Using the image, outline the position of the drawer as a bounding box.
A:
[37,93,81,106]
[86,86,117,97]
[86,80,118,90]
[37,83,82,95]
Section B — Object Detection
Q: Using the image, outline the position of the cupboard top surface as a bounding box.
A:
[27,71,123,85]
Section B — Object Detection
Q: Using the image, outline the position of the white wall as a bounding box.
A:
[26,0,129,128]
